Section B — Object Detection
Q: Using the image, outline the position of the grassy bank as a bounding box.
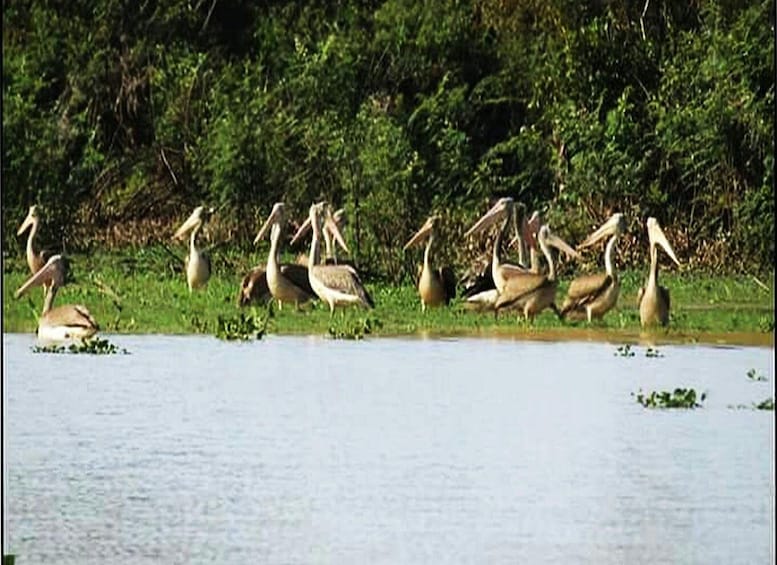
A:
[2,248,774,345]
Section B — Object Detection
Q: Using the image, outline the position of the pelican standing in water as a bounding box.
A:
[254,202,316,310]
[15,254,99,341]
[638,217,680,327]
[404,215,456,312]
[17,205,54,292]
[299,202,374,316]
[494,224,580,321]
[174,206,212,292]
[561,213,627,322]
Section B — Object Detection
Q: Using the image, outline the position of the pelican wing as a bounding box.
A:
[659,286,671,313]
[315,264,374,308]
[636,285,645,307]
[47,304,100,331]
[495,273,548,309]
[566,273,611,302]
[280,263,315,296]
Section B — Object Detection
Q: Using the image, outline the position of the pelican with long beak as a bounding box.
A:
[464,197,534,294]
[638,217,680,327]
[403,215,456,312]
[289,205,349,264]
[494,224,580,320]
[254,202,316,310]
[17,205,54,291]
[560,213,627,322]
[173,206,212,292]
[14,255,99,341]
[462,199,538,309]
[299,202,374,315]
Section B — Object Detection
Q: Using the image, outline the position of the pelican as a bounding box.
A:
[464,197,534,293]
[462,201,539,309]
[403,215,456,312]
[290,205,349,264]
[254,202,316,310]
[173,206,212,292]
[14,254,99,341]
[638,217,681,327]
[237,266,271,307]
[17,205,54,291]
[560,213,627,322]
[300,202,374,315]
[494,224,580,320]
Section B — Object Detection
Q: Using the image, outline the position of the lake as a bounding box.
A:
[3,333,774,564]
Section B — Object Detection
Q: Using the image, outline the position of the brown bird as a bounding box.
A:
[404,215,456,312]
[638,217,681,327]
[15,254,99,341]
[561,213,627,322]
[237,266,271,307]
[494,224,580,321]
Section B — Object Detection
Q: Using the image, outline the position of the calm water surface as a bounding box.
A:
[3,333,775,564]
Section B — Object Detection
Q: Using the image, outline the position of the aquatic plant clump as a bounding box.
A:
[215,310,268,341]
[633,388,706,409]
[32,337,129,354]
[746,369,768,382]
[328,317,382,340]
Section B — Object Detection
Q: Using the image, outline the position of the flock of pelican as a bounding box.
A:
[14,198,682,341]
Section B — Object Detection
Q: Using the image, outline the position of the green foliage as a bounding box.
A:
[746,369,767,382]
[215,309,268,341]
[32,337,129,355]
[633,388,706,409]
[755,398,774,410]
[615,344,635,357]
[2,0,773,278]
[328,316,382,340]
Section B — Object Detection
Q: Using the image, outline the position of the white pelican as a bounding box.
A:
[174,206,212,291]
[561,212,627,322]
[254,202,316,310]
[15,254,99,341]
[17,205,54,292]
[403,215,456,312]
[494,224,580,320]
[300,202,374,315]
[638,217,681,327]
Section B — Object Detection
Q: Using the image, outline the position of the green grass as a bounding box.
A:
[3,248,774,345]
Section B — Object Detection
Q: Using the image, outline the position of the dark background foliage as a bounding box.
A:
[3,0,774,280]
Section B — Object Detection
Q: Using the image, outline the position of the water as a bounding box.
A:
[3,333,774,565]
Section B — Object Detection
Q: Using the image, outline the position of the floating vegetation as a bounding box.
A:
[215,309,268,341]
[746,368,768,382]
[32,337,129,355]
[645,347,664,358]
[633,388,706,409]
[615,344,635,357]
[755,397,774,410]
[328,317,382,340]
[728,398,774,411]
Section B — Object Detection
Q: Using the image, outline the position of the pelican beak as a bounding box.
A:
[290,217,312,247]
[547,231,581,260]
[464,197,513,238]
[578,213,626,249]
[324,208,350,254]
[15,254,62,298]
[174,206,204,240]
[17,208,35,236]
[403,216,435,250]
[648,218,680,267]
[254,202,285,245]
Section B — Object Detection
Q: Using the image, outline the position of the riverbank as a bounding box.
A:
[3,250,774,346]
